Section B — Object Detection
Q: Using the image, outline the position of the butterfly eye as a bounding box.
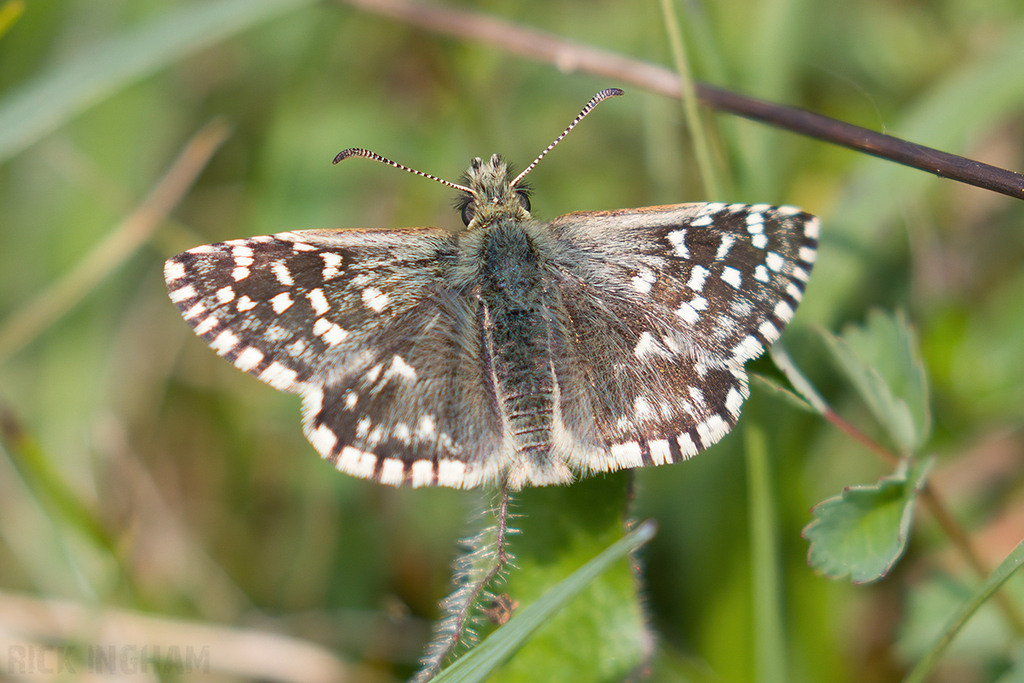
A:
[460,200,476,226]
[516,190,531,212]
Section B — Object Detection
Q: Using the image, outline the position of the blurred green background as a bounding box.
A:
[1,0,1024,681]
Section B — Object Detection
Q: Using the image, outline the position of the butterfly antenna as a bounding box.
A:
[334,147,472,194]
[510,88,624,188]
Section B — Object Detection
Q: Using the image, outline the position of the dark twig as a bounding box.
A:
[336,0,1024,201]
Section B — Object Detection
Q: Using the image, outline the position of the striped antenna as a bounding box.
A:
[510,88,624,188]
[333,148,472,194]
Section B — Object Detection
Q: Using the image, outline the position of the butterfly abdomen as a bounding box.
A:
[473,221,569,483]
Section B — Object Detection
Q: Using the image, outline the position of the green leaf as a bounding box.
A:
[0,0,316,163]
[820,309,931,452]
[433,490,656,683]
[750,372,817,415]
[802,457,932,584]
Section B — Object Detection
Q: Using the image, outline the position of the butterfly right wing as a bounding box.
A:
[543,202,819,476]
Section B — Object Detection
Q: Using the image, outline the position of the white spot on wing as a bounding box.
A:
[632,267,656,294]
[677,433,699,458]
[321,252,343,279]
[766,251,785,272]
[417,415,436,438]
[379,458,406,486]
[716,234,736,260]
[260,362,299,390]
[215,286,235,303]
[675,296,707,324]
[774,300,794,322]
[634,331,669,359]
[786,282,803,302]
[725,387,744,417]
[696,414,730,448]
[437,459,468,487]
[309,424,337,457]
[385,355,416,381]
[236,295,256,312]
[169,285,196,303]
[721,266,742,289]
[799,246,817,263]
[234,346,264,372]
[610,442,643,468]
[362,287,389,312]
[733,335,763,360]
[337,445,377,479]
[211,330,238,355]
[164,260,186,281]
[754,265,770,283]
[411,460,435,487]
[649,439,672,465]
[313,317,348,346]
[668,229,689,258]
[194,315,219,335]
[687,265,709,292]
[805,216,821,238]
[270,292,293,313]
[231,266,250,281]
[272,262,294,286]
[183,302,206,320]
[307,288,330,315]
[759,320,780,342]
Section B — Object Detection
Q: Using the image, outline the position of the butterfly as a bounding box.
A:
[165,88,818,490]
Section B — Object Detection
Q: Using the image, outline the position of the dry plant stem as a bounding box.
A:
[822,407,899,468]
[0,590,353,683]
[0,119,231,363]
[824,409,1024,633]
[336,0,1024,201]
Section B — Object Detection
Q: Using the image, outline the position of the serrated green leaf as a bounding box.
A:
[433,491,656,683]
[820,310,931,451]
[802,457,933,584]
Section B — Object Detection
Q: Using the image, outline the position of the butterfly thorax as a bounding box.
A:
[458,155,532,231]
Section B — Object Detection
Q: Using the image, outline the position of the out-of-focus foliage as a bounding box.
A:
[2,1,1024,681]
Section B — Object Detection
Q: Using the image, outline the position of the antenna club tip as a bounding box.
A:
[603,87,625,98]
[333,148,364,164]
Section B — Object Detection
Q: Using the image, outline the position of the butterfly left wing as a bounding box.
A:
[543,202,819,475]
[166,228,507,488]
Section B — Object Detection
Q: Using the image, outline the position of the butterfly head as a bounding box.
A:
[456,153,532,229]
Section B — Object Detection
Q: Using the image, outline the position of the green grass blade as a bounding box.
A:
[745,422,788,683]
[903,537,1024,683]
[0,0,315,163]
[432,519,657,683]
